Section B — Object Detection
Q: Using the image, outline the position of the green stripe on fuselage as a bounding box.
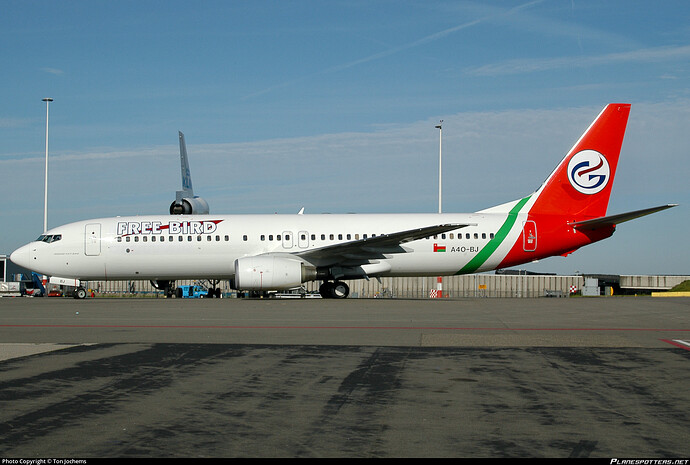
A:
[456,195,531,275]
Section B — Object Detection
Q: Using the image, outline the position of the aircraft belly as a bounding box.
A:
[101,248,234,280]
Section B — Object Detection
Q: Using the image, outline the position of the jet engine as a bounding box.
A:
[169,196,210,215]
[233,256,316,290]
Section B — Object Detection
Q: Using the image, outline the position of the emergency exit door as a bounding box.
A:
[85,223,101,256]
[522,220,537,252]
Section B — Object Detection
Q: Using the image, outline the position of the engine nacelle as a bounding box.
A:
[233,256,316,290]
[170,196,210,215]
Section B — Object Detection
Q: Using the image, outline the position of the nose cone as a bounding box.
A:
[10,244,32,269]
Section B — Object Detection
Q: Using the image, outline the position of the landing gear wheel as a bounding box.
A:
[319,282,334,298]
[73,287,87,300]
[332,281,349,298]
[319,281,349,299]
[206,287,221,298]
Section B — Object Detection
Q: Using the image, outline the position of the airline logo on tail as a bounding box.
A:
[567,150,610,195]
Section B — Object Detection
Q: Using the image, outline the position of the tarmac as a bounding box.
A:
[0,296,689,458]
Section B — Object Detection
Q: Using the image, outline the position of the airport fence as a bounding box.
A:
[72,274,584,299]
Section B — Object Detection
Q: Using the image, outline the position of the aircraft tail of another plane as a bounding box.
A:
[169,131,210,214]
[178,131,194,197]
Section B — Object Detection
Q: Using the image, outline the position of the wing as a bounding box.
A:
[297,223,470,267]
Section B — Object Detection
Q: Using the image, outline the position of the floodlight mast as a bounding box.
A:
[434,120,444,299]
[42,98,53,233]
[435,120,443,214]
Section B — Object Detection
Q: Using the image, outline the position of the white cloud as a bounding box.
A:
[465,44,690,76]
[41,67,64,75]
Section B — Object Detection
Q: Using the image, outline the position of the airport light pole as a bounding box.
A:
[435,120,443,214]
[42,98,53,233]
[435,120,443,299]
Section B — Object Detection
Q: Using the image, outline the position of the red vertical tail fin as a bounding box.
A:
[529,103,631,220]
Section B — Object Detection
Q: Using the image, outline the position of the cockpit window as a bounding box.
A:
[36,234,62,243]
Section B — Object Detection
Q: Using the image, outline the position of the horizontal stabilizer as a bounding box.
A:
[569,204,677,231]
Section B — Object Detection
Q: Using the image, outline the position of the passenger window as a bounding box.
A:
[482,233,486,239]
[261,235,266,241]
[474,233,478,239]
[490,233,495,239]
[243,235,248,241]
[466,233,470,239]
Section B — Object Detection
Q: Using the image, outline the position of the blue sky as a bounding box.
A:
[1,0,688,276]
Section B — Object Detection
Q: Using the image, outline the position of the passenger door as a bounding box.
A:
[85,223,101,256]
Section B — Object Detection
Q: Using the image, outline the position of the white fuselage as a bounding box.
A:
[14,212,520,282]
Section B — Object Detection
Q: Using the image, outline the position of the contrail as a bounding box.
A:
[243,0,544,100]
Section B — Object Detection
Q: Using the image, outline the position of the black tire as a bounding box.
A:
[332,281,349,299]
[319,281,349,299]
[319,282,334,298]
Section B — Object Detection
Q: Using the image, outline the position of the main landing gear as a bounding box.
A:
[319,281,349,299]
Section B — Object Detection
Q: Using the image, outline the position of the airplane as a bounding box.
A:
[10,104,676,299]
